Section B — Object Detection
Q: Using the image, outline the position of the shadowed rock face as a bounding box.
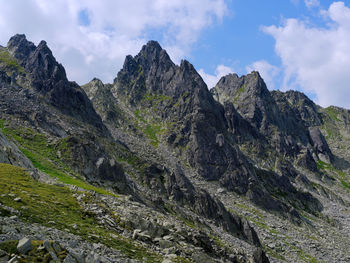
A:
[273,90,322,127]
[6,34,106,131]
[113,41,261,193]
[0,130,34,169]
[1,35,267,259]
[83,78,125,127]
[212,72,278,132]
[8,35,67,89]
[93,42,263,247]
[113,41,253,183]
[0,34,128,191]
[99,40,321,222]
[2,36,322,227]
[166,168,261,247]
[212,71,333,164]
[7,35,350,262]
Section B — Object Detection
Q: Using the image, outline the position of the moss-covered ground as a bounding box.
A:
[316,160,350,191]
[0,163,162,262]
[0,50,26,74]
[0,121,115,196]
[0,240,67,262]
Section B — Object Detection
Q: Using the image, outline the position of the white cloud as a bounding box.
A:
[198,64,234,89]
[304,0,320,8]
[263,1,350,108]
[246,60,280,90]
[0,0,227,84]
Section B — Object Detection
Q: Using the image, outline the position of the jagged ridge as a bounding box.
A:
[1,35,350,263]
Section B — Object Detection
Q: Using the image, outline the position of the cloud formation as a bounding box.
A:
[263,1,350,108]
[0,0,227,84]
[198,64,234,89]
[304,0,320,8]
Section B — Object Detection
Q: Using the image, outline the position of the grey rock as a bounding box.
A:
[7,34,106,133]
[6,35,350,263]
[63,254,78,263]
[252,247,270,263]
[68,250,85,263]
[0,130,34,169]
[0,249,8,263]
[159,239,173,249]
[52,241,62,254]
[85,251,101,263]
[43,240,59,261]
[132,229,141,240]
[193,252,216,263]
[17,237,32,254]
[308,127,333,163]
[7,256,18,263]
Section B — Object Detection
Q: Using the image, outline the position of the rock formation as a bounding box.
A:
[1,35,350,263]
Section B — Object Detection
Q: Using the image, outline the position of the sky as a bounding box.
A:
[0,0,349,108]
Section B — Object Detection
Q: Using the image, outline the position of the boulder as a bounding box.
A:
[17,237,32,254]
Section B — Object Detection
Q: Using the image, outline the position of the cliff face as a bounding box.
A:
[1,35,350,263]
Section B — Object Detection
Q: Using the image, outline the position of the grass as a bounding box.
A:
[144,124,162,147]
[173,92,190,108]
[233,84,246,103]
[324,106,341,122]
[134,109,146,123]
[0,240,18,255]
[163,203,198,230]
[0,121,116,196]
[131,91,173,147]
[340,180,350,190]
[262,244,286,261]
[141,93,171,106]
[173,256,194,263]
[209,234,226,249]
[0,163,162,262]
[295,246,318,263]
[0,50,25,74]
[0,240,67,262]
[316,160,350,191]
[133,109,166,147]
[324,125,339,140]
[0,206,11,217]
[316,160,332,170]
[321,107,343,139]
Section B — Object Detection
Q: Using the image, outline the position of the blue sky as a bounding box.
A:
[0,0,349,108]
[189,0,340,93]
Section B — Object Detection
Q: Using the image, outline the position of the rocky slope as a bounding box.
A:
[0,35,350,262]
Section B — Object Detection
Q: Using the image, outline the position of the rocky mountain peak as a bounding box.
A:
[3,35,350,263]
[120,55,138,76]
[179,59,196,74]
[134,40,174,74]
[114,40,177,102]
[141,40,163,53]
[213,71,270,105]
[1,35,107,135]
[36,40,52,57]
[212,71,276,132]
[89,77,104,87]
[271,90,322,127]
[83,78,105,100]
[7,34,67,90]
[7,34,36,62]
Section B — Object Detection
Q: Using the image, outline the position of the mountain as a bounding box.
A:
[0,35,350,263]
